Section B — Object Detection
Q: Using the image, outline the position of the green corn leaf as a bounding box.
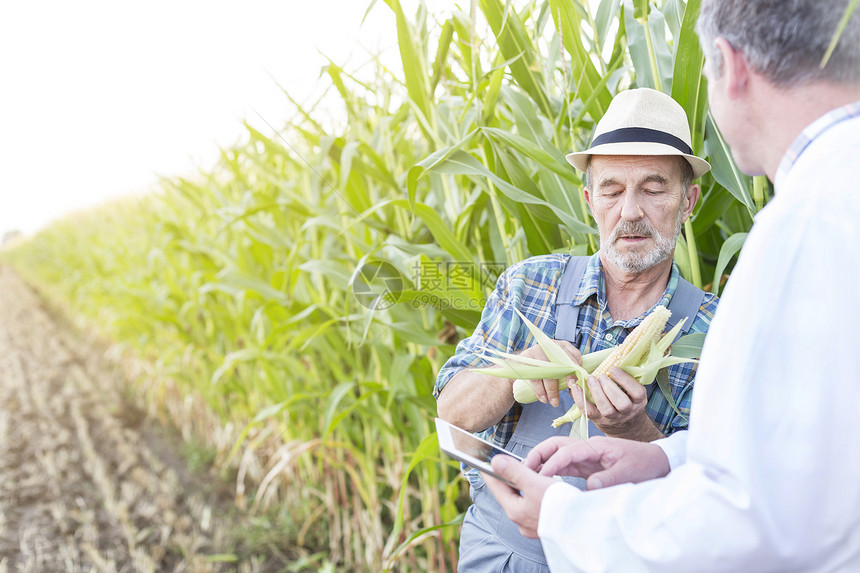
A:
[480,0,552,116]
[656,318,687,354]
[625,0,672,92]
[656,369,687,421]
[671,332,707,359]
[200,269,288,305]
[479,347,570,367]
[480,127,580,183]
[407,130,479,205]
[388,199,475,264]
[673,233,693,281]
[549,0,612,120]
[670,0,706,154]
[513,308,577,367]
[390,433,446,552]
[427,151,597,235]
[663,0,685,40]
[624,355,697,386]
[595,0,623,55]
[431,19,455,92]
[482,64,507,124]
[712,232,748,296]
[692,182,737,231]
[705,114,755,214]
[384,0,435,135]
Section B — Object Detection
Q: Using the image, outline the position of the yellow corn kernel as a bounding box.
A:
[590,305,671,378]
[551,305,672,428]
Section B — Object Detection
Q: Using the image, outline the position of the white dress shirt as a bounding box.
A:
[537,105,860,572]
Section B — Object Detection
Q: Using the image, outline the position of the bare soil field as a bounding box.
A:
[0,266,261,572]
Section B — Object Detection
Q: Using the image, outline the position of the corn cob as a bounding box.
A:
[472,305,700,435]
[551,305,672,428]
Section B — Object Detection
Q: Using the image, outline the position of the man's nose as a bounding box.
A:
[620,190,644,220]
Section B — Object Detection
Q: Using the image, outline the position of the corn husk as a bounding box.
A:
[472,306,703,437]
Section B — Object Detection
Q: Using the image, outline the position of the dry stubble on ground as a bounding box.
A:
[0,266,258,572]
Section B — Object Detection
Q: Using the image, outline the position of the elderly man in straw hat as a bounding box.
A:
[434,87,719,572]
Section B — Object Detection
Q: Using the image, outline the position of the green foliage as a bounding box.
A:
[2,0,772,570]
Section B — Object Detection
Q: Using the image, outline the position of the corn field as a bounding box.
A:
[2,0,770,570]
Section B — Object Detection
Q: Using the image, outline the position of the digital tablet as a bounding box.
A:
[435,417,523,488]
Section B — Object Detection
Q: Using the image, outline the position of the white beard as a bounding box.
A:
[601,208,685,273]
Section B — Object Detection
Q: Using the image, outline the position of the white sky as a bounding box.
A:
[0,0,455,237]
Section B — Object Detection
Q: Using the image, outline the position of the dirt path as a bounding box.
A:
[0,266,243,572]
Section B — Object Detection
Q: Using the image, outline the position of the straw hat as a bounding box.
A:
[566,88,711,178]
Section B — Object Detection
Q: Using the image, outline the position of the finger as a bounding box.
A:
[489,455,550,538]
[490,454,546,493]
[482,471,537,536]
[520,345,549,362]
[565,373,581,395]
[524,436,570,470]
[482,470,521,504]
[529,379,549,404]
[490,454,527,485]
[538,442,603,478]
[482,460,524,513]
[609,367,647,402]
[568,381,587,412]
[568,380,583,403]
[568,380,600,420]
[599,374,634,413]
[567,374,590,397]
[543,379,560,407]
[586,468,618,490]
[587,375,618,417]
[555,339,583,365]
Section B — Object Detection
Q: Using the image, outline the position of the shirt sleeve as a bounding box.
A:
[432,260,557,399]
[433,267,513,399]
[653,430,687,470]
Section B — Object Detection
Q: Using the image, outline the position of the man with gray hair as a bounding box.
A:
[482,0,860,571]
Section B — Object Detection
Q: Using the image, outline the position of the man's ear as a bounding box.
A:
[715,38,750,99]
[682,184,701,222]
[583,185,593,213]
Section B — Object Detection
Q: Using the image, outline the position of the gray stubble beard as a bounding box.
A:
[601,207,686,274]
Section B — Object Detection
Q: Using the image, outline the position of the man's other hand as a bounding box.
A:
[524,435,671,490]
[518,340,582,407]
[568,368,662,440]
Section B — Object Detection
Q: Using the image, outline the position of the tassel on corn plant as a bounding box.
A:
[472,306,702,437]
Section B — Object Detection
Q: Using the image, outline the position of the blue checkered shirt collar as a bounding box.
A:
[567,253,682,318]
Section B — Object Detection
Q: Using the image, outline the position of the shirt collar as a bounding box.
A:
[775,100,860,187]
[572,252,680,322]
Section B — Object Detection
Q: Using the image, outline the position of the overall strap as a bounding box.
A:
[664,275,707,341]
[554,255,591,344]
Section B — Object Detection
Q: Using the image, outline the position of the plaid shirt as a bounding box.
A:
[434,253,719,449]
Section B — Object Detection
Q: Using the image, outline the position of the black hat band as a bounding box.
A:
[590,127,693,155]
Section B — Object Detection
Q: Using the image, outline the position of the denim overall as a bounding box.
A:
[457,256,705,572]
